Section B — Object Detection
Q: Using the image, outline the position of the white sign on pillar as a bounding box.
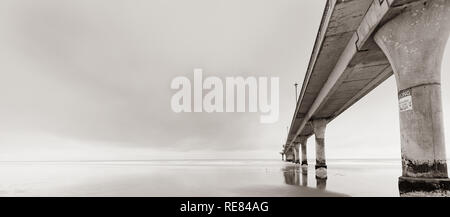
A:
[398,89,413,112]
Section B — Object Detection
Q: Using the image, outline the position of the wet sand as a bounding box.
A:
[0,159,401,197]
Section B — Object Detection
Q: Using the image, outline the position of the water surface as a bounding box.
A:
[0,159,401,197]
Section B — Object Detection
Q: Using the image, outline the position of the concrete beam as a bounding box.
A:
[331,64,393,119]
[289,0,394,147]
[286,0,337,145]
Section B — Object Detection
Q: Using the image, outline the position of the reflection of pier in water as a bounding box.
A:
[282,165,326,190]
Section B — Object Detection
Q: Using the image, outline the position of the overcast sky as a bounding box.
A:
[0,0,449,160]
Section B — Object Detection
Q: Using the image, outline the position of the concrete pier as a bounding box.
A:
[375,0,450,196]
[293,143,300,164]
[282,0,450,196]
[299,137,308,167]
[312,119,327,179]
[285,149,294,162]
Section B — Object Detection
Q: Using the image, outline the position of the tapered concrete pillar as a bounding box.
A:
[293,143,300,164]
[286,149,294,162]
[290,146,297,164]
[300,137,308,167]
[374,0,450,196]
[312,119,327,179]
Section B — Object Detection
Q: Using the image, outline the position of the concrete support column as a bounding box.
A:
[290,146,297,164]
[293,143,300,164]
[300,137,308,167]
[286,149,294,162]
[374,0,450,196]
[312,119,327,179]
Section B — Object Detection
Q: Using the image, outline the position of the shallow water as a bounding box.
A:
[0,159,401,197]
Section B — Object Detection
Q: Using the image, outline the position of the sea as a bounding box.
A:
[0,159,402,197]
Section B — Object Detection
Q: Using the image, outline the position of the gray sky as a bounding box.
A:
[0,0,449,160]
